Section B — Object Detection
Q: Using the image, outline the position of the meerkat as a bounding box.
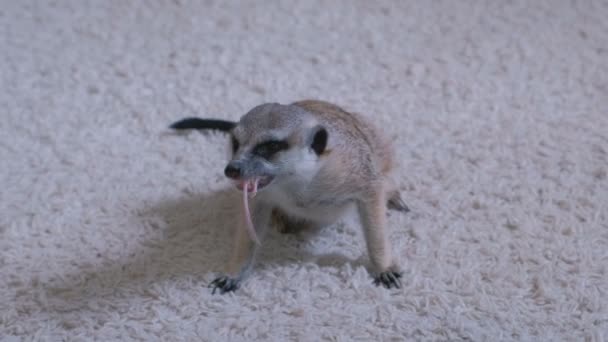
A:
[170,100,409,294]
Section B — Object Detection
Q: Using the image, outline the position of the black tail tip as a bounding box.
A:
[169,118,202,130]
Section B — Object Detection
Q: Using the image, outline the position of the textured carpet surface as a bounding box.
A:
[1,1,607,341]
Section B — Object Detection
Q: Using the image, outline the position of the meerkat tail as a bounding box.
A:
[170,118,236,131]
[242,179,261,245]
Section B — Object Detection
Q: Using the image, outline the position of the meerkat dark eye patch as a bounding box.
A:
[253,140,289,158]
[310,126,328,155]
[231,135,239,154]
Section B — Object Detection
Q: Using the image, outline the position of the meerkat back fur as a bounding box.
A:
[170,100,409,294]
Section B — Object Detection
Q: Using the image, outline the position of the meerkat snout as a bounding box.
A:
[224,163,241,179]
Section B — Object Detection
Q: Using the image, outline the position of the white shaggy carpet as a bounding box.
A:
[1,1,607,340]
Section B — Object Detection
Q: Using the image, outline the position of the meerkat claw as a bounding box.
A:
[387,195,410,213]
[210,276,240,294]
[373,271,402,289]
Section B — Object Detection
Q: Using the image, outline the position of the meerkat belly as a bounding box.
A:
[265,187,351,225]
[282,201,351,225]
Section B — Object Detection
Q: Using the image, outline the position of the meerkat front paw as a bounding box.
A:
[209,276,240,294]
[373,271,402,289]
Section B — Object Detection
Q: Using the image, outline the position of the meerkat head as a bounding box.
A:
[224,103,328,192]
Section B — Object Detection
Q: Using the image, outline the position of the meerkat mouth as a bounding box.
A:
[235,175,274,192]
[236,176,274,245]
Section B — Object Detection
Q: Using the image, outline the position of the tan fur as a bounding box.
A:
[288,100,400,274]
[215,100,406,292]
[293,100,395,178]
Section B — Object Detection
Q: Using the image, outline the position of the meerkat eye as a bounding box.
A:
[231,136,239,153]
[310,126,328,155]
[253,140,288,158]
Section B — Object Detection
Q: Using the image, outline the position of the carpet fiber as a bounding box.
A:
[1,1,607,340]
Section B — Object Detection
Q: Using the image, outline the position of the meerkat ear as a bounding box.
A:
[309,125,328,155]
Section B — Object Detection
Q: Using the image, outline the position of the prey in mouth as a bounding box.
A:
[223,137,285,246]
[236,176,273,245]
[234,176,274,192]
